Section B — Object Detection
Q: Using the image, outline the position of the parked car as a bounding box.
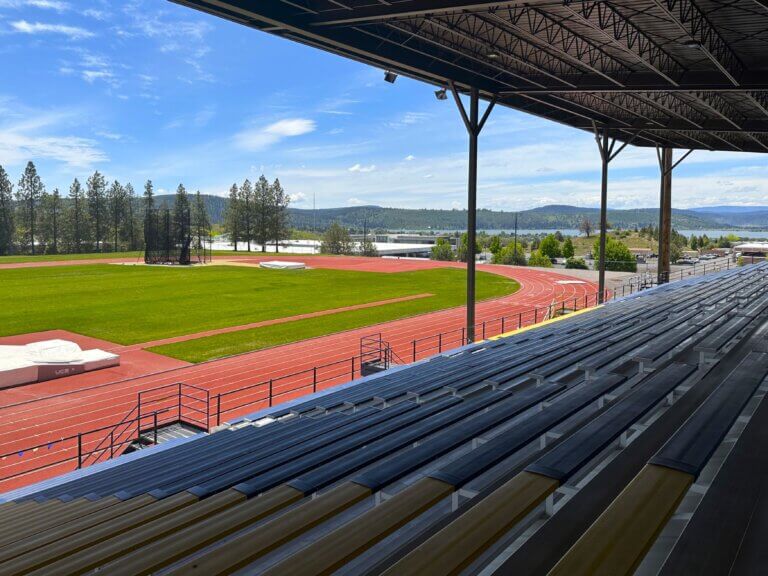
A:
[676,258,695,265]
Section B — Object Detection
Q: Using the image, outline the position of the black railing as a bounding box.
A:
[2,287,618,488]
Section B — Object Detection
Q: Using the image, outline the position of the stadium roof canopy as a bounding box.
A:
[174,0,768,153]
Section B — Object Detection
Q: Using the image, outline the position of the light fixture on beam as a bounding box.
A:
[682,39,702,49]
[384,70,398,83]
[435,87,448,100]
[487,51,500,59]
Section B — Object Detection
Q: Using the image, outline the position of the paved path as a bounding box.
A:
[0,257,596,492]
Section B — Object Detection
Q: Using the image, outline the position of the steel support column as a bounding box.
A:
[656,147,693,284]
[657,147,673,283]
[598,128,609,302]
[593,126,639,303]
[451,83,496,343]
[467,88,479,343]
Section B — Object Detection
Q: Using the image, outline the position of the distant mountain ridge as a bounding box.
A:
[154,195,766,231]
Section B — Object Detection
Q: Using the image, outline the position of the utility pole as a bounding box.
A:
[513,212,518,262]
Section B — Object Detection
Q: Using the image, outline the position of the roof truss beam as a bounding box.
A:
[650,0,744,86]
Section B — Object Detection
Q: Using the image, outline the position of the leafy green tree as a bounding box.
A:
[430,237,455,261]
[565,257,588,269]
[592,237,637,272]
[539,234,562,259]
[16,161,44,254]
[87,171,107,252]
[492,241,526,265]
[224,183,241,251]
[528,250,553,268]
[0,165,14,255]
[321,222,353,255]
[690,235,698,250]
[456,232,480,263]
[562,237,575,259]
[489,235,501,256]
[270,178,290,252]
[554,230,564,242]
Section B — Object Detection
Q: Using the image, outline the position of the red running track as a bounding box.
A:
[0,257,596,492]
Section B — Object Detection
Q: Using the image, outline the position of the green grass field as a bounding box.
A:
[0,264,518,361]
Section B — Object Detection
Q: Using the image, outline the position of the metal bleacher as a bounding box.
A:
[0,262,767,576]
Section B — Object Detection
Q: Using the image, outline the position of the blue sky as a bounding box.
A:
[1,0,767,210]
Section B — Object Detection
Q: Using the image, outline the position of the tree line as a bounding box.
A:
[223,176,291,252]
[0,161,211,256]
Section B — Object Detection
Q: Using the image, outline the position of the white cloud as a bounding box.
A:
[10,20,94,39]
[95,130,124,141]
[0,105,107,169]
[404,154,415,161]
[348,163,376,173]
[0,0,69,10]
[348,197,366,206]
[290,191,308,204]
[234,118,316,151]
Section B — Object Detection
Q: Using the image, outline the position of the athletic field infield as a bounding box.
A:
[0,264,518,361]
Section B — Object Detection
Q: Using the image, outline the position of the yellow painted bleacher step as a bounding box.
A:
[169,482,373,575]
[33,485,300,576]
[548,464,693,576]
[382,472,559,576]
[0,492,195,575]
[261,477,455,576]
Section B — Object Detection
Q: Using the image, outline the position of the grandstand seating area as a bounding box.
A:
[0,262,767,576]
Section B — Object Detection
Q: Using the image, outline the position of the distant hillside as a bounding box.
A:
[689,206,768,214]
[154,195,766,230]
[285,204,719,231]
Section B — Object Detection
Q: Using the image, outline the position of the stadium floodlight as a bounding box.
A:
[384,70,398,83]
[434,88,448,100]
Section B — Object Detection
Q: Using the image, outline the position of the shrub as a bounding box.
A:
[592,237,637,272]
[430,237,455,261]
[562,237,575,259]
[492,242,526,266]
[528,250,553,268]
[539,234,562,259]
[565,257,588,269]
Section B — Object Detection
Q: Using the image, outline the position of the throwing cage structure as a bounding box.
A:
[143,207,211,265]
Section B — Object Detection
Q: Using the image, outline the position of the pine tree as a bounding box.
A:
[87,171,107,252]
[16,161,44,254]
[270,178,290,253]
[173,183,191,247]
[67,178,87,253]
[107,180,125,252]
[240,179,253,251]
[0,165,14,255]
[39,188,62,254]
[192,191,211,252]
[254,176,271,252]
[125,183,137,250]
[224,183,240,251]
[143,180,155,216]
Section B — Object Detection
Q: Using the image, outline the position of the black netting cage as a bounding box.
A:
[143,207,211,265]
